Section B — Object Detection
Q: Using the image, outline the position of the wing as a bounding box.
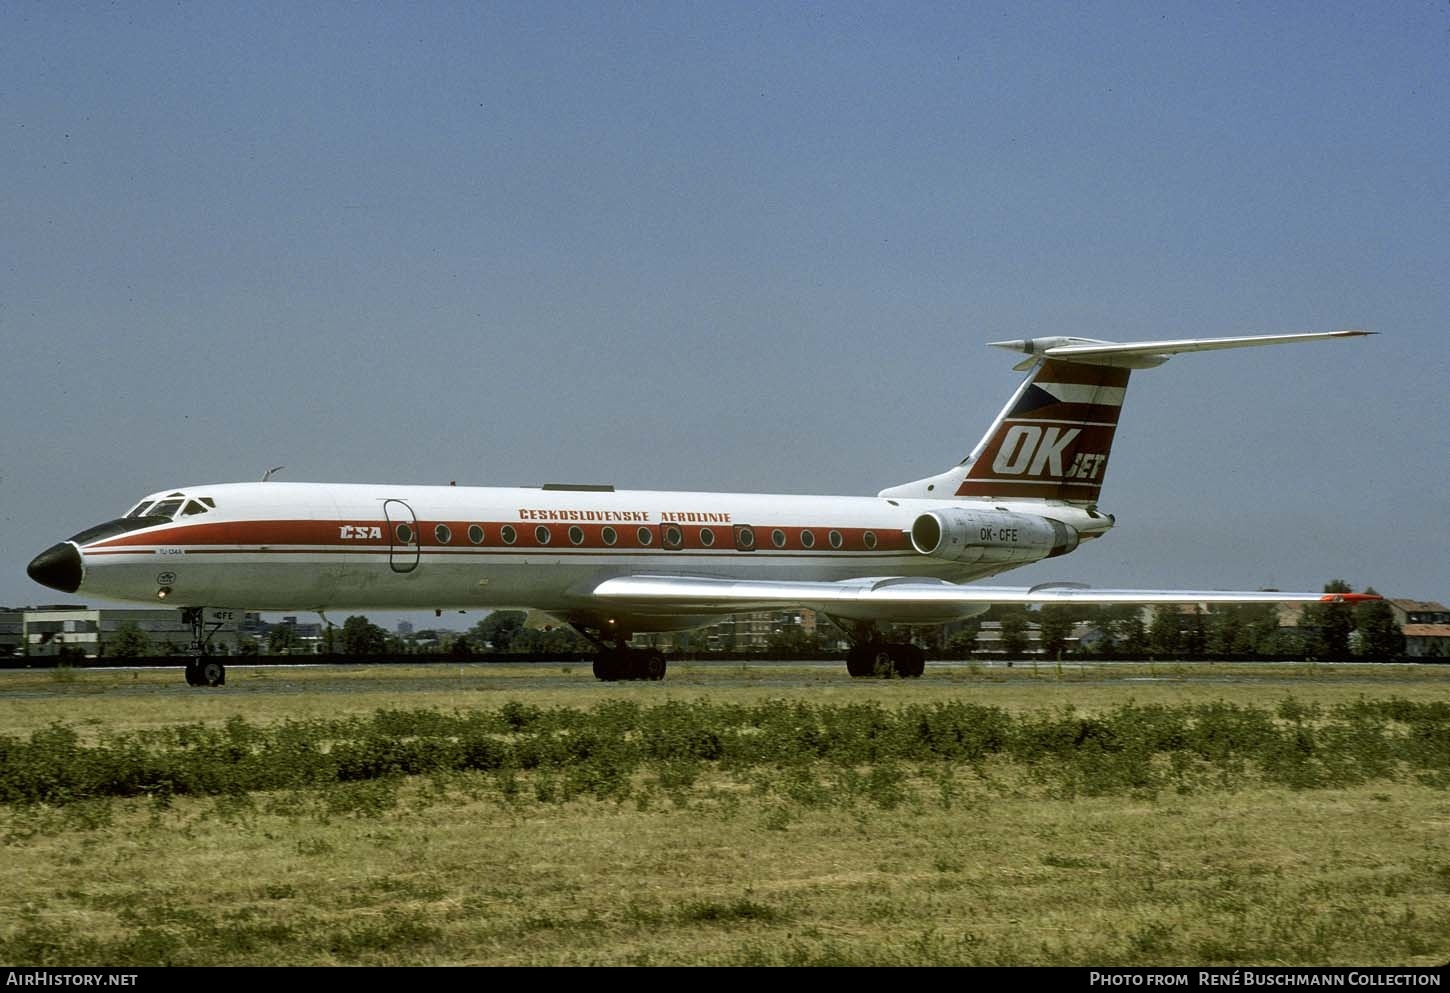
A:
[589,574,1377,624]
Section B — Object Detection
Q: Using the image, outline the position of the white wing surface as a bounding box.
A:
[589,574,1374,624]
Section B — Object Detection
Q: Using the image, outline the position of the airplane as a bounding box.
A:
[27,329,1379,687]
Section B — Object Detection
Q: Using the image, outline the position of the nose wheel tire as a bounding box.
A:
[184,658,226,687]
[179,608,227,687]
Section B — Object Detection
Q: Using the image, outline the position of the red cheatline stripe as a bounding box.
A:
[86,547,910,560]
[86,520,912,553]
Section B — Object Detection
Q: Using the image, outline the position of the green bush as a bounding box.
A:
[4,697,1446,811]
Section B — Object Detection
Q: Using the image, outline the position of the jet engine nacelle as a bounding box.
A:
[910,509,1079,565]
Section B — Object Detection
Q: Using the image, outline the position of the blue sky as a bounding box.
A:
[3,2,1447,626]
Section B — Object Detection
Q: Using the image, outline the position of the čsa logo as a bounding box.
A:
[339,525,383,539]
[991,425,1106,479]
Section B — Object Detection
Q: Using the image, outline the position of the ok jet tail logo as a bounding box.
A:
[990,425,1105,479]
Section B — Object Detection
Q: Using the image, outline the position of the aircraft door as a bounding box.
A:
[383,499,420,574]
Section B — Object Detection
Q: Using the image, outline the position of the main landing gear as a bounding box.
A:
[842,622,925,679]
[572,624,667,682]
[181,607,226,687]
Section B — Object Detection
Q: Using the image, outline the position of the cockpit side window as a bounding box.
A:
[181,500,209,517]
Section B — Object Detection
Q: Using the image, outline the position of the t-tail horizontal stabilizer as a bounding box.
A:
[879,329,1375,502]
[988,329,1375,370]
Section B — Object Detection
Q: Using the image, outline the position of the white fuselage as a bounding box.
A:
[68,481,1110,628]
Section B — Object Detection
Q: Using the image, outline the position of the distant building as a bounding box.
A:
[240,612,269,639]
[0,610,23,656]
[10,606,240,657]
[272,615,324,654]
[967,618,1087,657]
[638,609,845,653]
[1389,600,1450,658]
[706,612,775,651]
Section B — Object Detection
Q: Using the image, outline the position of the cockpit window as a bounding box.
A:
[123,495,216,520]
[148,499,185,519]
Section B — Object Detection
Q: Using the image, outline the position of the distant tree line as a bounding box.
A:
[934,580,1406,662]
[78,579,1410,663]
[278,611,596,659]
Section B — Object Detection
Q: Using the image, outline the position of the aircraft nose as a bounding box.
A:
[27,542,83,594]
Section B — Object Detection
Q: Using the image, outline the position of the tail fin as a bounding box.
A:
[878,330,1373,505]
[953,356,1128,503]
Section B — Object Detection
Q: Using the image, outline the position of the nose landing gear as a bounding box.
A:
[181,608,226,687]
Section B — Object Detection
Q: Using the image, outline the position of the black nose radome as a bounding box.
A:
[27,542,82,594]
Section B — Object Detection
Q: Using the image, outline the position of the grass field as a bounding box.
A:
[5,659,1448,735]
[2,661,1448,966]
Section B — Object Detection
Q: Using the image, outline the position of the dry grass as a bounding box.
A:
[2,660,1446,737]
[2,770,1447,966]
[2,661,1448,966]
